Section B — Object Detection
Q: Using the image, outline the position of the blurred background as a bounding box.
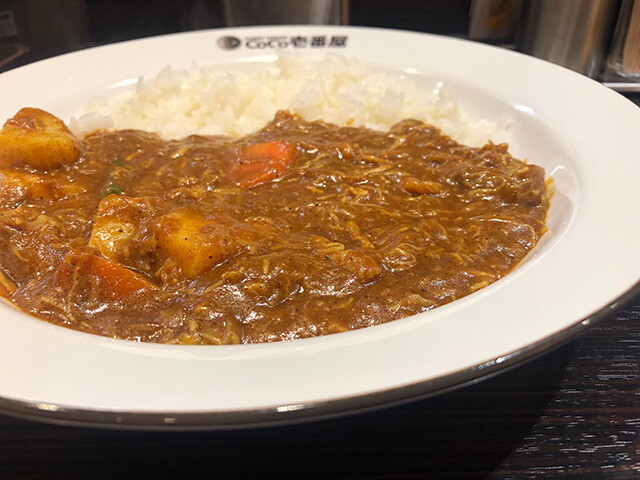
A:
[0,0,638,88]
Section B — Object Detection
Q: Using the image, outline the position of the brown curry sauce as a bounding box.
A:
[0,110,548,344]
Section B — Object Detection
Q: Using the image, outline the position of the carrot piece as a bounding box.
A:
[86,255,157,299]
[241,141,295,160]
[230,140,296,189]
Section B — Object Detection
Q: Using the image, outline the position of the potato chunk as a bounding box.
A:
[0,108,81,170]
[157,208,239,279]
[89,195,137,261]
[88,195,162,273]
[0,169,86,204]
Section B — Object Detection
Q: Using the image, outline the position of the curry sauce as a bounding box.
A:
[0,109,548,344]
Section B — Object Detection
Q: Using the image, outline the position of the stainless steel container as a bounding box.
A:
[222,0,348,26]
[516,0,619,77]
[606,0,640,79]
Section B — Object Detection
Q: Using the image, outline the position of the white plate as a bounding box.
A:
[0,26,638,429]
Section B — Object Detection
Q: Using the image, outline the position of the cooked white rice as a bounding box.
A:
[71,52,509,146]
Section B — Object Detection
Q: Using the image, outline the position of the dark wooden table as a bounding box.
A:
[1,292,638,479]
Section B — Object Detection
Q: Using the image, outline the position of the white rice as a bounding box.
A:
[71,52,509,146]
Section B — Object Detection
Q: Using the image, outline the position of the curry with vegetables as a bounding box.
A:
[0,108,549,344]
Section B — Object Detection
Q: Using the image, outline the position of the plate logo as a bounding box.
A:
[217,34,348,50]
[217,36,242,50]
